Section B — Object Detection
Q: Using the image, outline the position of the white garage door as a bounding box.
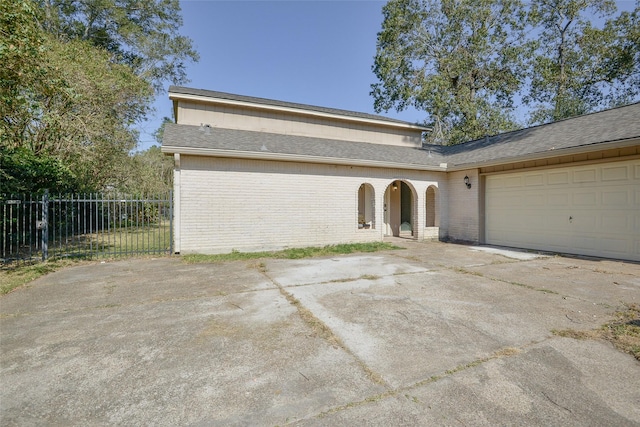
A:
[485,159,640,261]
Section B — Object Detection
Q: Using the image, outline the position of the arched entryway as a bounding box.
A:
[384,180,417,237]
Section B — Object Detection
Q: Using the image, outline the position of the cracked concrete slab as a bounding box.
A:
[297,338,640,427]
[266,255,429,287]
[1,240,638,426]
[285,265,617,389]
[464,257,640,307]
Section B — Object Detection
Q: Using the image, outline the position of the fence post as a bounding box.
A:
[41,190,49,261]
[169,190,173,255]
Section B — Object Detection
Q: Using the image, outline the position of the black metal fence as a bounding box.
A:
[1,191,173,264]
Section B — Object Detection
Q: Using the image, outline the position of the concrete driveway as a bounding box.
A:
[1,240,639,426]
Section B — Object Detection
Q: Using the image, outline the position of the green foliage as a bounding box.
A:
[38,0,199,93]
[1,260,74,295]
[153,117,173,146]
[526,0,639,123]
[0,0,61,150]
[120,145,174,195]
[1,0,155,192]
[0,147,75,194]
[372,0,640,141]
[1,0,195,194]
[372,0,530,145]
[2,35,153,191]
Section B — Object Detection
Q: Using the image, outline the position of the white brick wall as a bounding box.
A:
[175,156,444,254]
[445,169,480,242]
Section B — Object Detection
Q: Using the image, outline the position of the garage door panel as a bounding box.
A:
[572,236,598,251]
[525,174,545,186]
[548,193,570,206]
[523,215,545,228]
[597,238,631,257]
[602,165,628,181]
[573,168,597,183]
[602,190,629,206]
[485,159,640,261]
[572,192,597,206]
[601,213,629,232]
[504,176,523,187]
[528,194,545,205]
[548,172,569,185]
[572,214,597,230]
[546,212,570,230]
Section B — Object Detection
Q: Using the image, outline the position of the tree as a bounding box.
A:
[1,0,153,192]
[2,0,199,194]
[605,3,640,107]
[371,0,530,145]
[0,0,58,149]
[35,36,153,191]
[119,145,174,195]
[525,0,639,123]
[0,148,76,194]
[38,0,199,93]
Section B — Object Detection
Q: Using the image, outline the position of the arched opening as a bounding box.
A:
[357,183,375,229]
[384,180,416,237]
[426,185,439,227]
[425,185,439,239]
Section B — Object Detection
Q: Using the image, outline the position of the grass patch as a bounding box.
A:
[493,347,521,357]
[553,303,640,360]
[182,242,402,264]
[0,259,86,295]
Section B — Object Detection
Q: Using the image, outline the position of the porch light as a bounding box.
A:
[464,175,471,189]
[392,183,398,191]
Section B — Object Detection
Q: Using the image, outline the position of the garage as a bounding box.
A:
[485,158,640,261]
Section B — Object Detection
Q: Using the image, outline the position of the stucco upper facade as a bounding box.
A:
[170,87,429,147]
[163,86,640,261]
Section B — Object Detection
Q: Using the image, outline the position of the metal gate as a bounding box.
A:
[1,191,173,264]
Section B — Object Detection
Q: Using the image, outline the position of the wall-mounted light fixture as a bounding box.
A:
[392,182,398,191]
[464,175,471,189]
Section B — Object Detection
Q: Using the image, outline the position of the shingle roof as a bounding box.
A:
[163,101,640,170]
[444,102,640,166]
[163,124,446,169]
[168,86,428,128]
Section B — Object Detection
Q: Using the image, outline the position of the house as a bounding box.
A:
[161,86,640,262]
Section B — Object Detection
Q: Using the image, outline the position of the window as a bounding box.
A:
[358,184,375,229]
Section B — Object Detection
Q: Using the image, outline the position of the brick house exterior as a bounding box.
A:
[162,86,640,261]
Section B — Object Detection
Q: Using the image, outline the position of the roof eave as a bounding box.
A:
[161,145,446,171]
[446,137,640,171]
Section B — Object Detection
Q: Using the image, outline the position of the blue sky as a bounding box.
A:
[137,0,423,149]
[137,0,636,150]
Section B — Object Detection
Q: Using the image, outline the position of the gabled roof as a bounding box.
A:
[168,86,430,131]
[163,98,640,171]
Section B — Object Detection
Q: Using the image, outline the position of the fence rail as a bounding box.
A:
[1,191,173,264]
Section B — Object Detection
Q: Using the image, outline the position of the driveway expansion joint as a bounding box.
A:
[298,344,530,424]
[259,269,392,390]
